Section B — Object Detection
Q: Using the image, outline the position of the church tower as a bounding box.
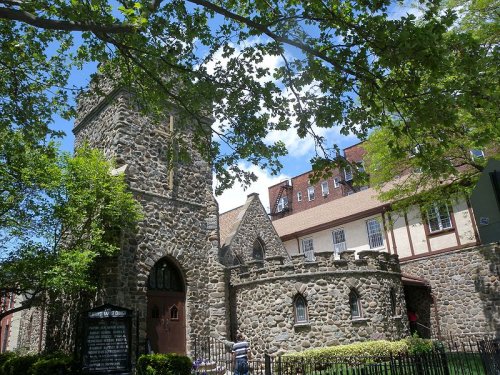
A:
[71,78,228,356]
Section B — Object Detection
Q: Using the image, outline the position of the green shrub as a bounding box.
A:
[30,353,77,375]
[0,352,17,374]
[1,354,39,375]
[137,353,192,375]
[283,340,409,361]
[405,333,435,355]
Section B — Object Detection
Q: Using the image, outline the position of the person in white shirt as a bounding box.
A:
[232,332,251,375]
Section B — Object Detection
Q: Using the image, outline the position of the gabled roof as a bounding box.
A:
[219,204,246,247]
[273,187,389,240]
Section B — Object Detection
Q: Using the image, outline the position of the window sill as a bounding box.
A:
[351,317,370,323]
[293,322,311,328]
[428,227,455,237]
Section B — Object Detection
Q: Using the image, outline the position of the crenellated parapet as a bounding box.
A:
[229,250,400,287]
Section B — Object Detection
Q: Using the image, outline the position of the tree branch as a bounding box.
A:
[0,6,135,33]
[186,0,377,85]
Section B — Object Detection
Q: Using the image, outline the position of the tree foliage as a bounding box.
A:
[0,142,142,321]
[363,0,499,206]
[0,0,497,193]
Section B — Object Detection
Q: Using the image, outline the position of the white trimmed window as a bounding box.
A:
[410,144,422,158]
[332,228,346,257]
[357,160,365,173]
[321,181,329,196]
[470,149,485,159]
[366,218,384,249]
[297,191,302,202]
[427,204,452,233]
[333,177,341,188]
[344,166,353,181]
[277,196,288,212]
[307,186,315,201]
[302,238,315,261]
[294,295,308,323]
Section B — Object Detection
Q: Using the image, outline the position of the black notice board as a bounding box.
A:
[82,304,133,374]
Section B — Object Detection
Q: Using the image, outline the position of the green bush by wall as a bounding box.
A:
[137,353,192,375]
[282,336,436,361]
[0,352,78,375]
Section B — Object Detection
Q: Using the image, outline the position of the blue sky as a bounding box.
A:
[48,0,422,214]
[52,58,361,214]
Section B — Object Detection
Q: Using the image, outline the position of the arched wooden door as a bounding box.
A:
[147,258,186,354]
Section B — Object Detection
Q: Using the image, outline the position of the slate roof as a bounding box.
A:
[219,205,246,247]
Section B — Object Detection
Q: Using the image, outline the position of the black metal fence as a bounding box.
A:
[192,337,500,375]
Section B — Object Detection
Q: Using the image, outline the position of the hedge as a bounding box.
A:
[0,352,78,375]
[282,336,436,361]
[136,353,192,375]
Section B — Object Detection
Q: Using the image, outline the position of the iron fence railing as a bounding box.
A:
[192,338,500,375]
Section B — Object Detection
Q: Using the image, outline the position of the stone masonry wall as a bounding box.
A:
[225,194,290,264]
[230,250,408,357]
[45,80,228,357]
[401,244,500,340]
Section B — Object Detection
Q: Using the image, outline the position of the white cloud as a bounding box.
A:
[214,164,291,214]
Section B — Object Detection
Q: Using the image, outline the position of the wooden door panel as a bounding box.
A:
[147,291,186,354]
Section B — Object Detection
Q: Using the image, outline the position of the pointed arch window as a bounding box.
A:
[349,289,362,319]
[294,295,308,324]
[252,238,265,261]
[170,305,179,320]
[148,258,184,292]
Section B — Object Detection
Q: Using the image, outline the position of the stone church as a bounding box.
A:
[9,80,408,360]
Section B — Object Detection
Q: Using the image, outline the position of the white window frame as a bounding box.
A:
[357,160,365,173]
[366,218,384,249]
[427,203,452,233]
[333,177,341,188]
[332,228,346,258]
[297,191,302,202]
[409,144,422,158]
[301,238,315,262]
[344,166,353,181]
[321,181,329,196]
[277,196,288,212]
[470,149,485,159]
[307,186,315,201]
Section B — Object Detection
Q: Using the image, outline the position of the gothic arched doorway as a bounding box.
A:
[147,258,186,354]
